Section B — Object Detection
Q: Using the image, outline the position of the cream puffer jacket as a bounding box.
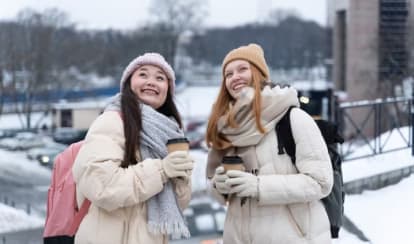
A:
[208,108,333,244]
[72,111,191,244]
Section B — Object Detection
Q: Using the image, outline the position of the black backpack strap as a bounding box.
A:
[275,106,296,164]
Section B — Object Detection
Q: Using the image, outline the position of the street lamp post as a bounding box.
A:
[412,82,414,156]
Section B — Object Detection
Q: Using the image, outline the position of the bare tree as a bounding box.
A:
[0,21,25,126]
[148,0,208,68]
[406,15,414,79]
[0,26,7,116]
[0,66,3,116]
[8,8,70,129]
[265,8,301,26]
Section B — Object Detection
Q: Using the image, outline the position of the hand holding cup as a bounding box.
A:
[162,138,193,180]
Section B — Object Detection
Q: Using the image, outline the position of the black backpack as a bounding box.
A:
[275,106,345,239]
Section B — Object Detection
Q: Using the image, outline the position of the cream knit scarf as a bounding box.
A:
[207,85,299,177]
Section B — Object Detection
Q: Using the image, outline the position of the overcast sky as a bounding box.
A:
[0,0,326,30]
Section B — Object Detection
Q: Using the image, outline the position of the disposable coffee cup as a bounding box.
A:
[221,156,244,172]
[221,156,245,204]
[166,138,190,153]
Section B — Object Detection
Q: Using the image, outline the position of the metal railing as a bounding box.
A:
[336,96,412,161]
[0,194,32,215]
[0,194,35,244]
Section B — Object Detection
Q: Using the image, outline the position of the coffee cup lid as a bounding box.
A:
[167,137,189,145]
[222,155,243,164]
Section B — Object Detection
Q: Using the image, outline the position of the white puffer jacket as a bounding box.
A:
[208,108,333,244]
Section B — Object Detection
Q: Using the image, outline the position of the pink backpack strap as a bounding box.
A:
[67,112,122,236]
[68,199,91,236]
[68,141,91,236]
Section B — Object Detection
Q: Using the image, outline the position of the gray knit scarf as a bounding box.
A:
[105,93,190,239]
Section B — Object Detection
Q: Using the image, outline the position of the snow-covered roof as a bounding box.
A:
[52,98,111,110]
[290,79,333,91]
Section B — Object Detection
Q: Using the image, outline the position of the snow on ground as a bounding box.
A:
[0,143,51,234]
[0,148,51,234]
[0,203,43,234]
[343,147,413,182]
[0,112,51,130]
[342,127,413,183]
[0,148,51,179]
[333,229,368,244]
[344,175,414,244]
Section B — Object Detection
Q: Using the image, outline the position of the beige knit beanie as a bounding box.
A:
[119,52,176,94]
[221,43,270,80]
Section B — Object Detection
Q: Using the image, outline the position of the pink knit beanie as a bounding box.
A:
[120,52,176,94]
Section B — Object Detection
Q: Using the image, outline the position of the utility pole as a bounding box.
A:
[0,65,3,116]
[412,82,414,156]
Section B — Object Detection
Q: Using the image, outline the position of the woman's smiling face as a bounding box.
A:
[130,65,169,109]
[224,59,252,99]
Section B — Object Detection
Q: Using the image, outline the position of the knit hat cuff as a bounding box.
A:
[120,53,176,94]
[222,43,270,80]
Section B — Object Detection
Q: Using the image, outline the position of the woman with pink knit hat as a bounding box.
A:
[72,52,193,244]
[205,44,333,243]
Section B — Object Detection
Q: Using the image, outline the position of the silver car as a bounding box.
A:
[171,197,225,244]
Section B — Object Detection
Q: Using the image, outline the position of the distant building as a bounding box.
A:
[52,100,108,130]
[328,0,413,137]
[329,0,413,101]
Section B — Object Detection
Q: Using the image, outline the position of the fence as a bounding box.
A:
[0,194,32,215]
[336,96,412,161]
[0,194,32,242]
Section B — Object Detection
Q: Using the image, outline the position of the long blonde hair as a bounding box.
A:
[206,63,268,150]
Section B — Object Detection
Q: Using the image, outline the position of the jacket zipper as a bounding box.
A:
[123,208,133,244]
[247,169,259,243]
[287,206,306,237]
[121,221,126,244]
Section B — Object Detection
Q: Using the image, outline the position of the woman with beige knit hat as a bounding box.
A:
[206,44,333,244]
[72,52,194,244]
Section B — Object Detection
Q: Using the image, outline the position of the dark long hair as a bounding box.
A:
[120,77,183,168]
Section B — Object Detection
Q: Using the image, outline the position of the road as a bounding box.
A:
[0,150,51,218]
[0,228,42,244]
[0,151,49,244]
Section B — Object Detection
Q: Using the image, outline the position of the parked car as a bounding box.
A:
[186,120,206,132]
[35,143,67,168]
[0,132,44,150]
[186,130,205,149]
[27,143,66,160]
[37,150,61,169]
[0,137,20,150]
[0,130,16,139]
[53,127,87,145]
[171,197,225,244]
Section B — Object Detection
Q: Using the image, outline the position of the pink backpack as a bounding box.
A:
[43,140,91,241]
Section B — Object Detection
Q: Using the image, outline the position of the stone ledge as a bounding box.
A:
[344,164,414,194]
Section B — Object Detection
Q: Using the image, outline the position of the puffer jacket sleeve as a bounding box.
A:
[206,150,228,205]
[258,108,334,205]
[72,111,165,212]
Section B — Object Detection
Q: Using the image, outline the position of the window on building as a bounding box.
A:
[336,10,347,91]
[61,109,73,127]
